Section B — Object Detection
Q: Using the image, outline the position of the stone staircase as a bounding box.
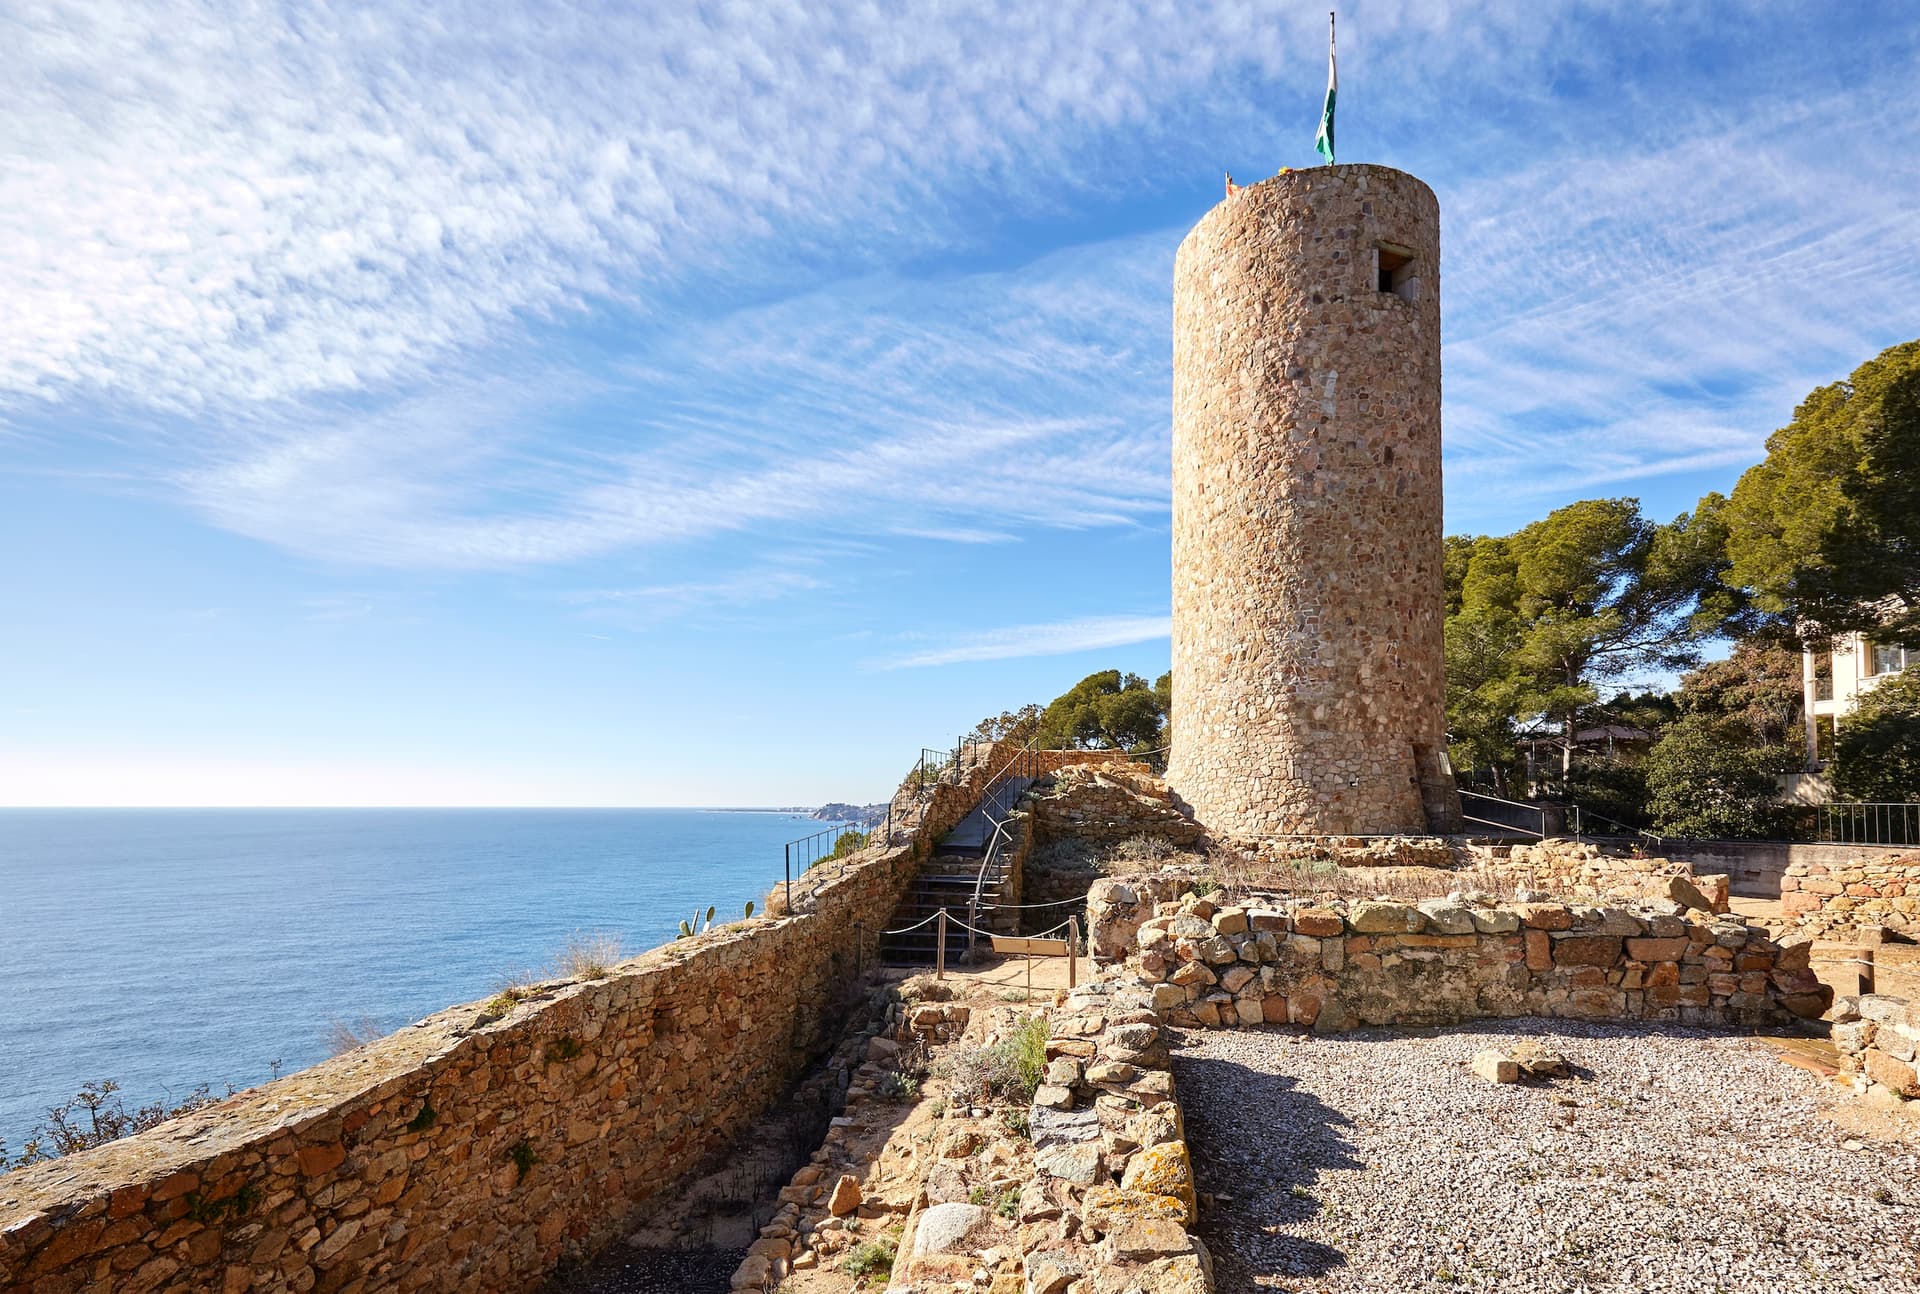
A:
[878,775,1035,967]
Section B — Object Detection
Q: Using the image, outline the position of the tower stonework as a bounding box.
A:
[1167,164,1458,839]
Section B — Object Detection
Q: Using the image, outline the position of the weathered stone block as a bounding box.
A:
[1551,935,1621,968]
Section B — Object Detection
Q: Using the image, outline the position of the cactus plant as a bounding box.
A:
[744,900,755,919]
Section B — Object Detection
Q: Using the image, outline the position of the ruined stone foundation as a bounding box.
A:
[1167,163,1457,839]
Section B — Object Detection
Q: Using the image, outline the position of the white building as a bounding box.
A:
[1803,631,1910,769]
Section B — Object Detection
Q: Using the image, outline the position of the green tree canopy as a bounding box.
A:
[1642,714,1798,839]
[962,703,1045,747]
[1443,497,1725,785]
[1034,669,1168,752]
[1721,338,1920,643]
[1831,670,1920,803]
[964,669,1170,757]
[1672,639,1805,748]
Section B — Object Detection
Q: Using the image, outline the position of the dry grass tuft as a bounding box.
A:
[1206,847,1524,907]
[556,931,624,980]
[326,1016,386,1056]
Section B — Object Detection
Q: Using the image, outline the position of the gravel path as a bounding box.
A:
[543,1245,747,1294]
[1174,1021,1920,1294]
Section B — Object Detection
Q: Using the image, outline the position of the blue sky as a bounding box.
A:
[3,1,1917,806]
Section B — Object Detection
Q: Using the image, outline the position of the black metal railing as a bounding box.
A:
[780,822,864,913]
[1457,789,1549,838]
[1567,804,1667,851]
[1812,802,1920,845]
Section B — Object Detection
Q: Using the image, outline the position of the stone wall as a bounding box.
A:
[1028,764,1202,849]
[1483,840,1730,913]
[0,741,1051,1294]
[1167,164,1455,839]
[1019,980,1210,1293]
[1090,871,1829,1032]
[1657,839,1918,900]
[1019,763,1205,924]
[1780,855,1920,940]
[1830,995,1920,1104]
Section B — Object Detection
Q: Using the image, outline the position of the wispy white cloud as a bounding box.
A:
[6,1,1918,568]
[563,569,826,615]
[878,614,1171,669]
[177,235,1177,567]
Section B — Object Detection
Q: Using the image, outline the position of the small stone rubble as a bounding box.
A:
[1483,838,1731,912]
[1831,993,1920,1105]
[1783,854,1920,939]
[1175,1020,1920,1294]
[1028,764,1203,850]
[1095,868,1830,1032]
[726,987,977,1292]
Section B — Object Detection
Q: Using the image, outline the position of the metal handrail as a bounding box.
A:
[781,821,864,913]
[1813,802,1920,845]
[967,815,1019,962]
[1568,804,1667,852]
[961,738,1050,960]
[1457,788,1548,838]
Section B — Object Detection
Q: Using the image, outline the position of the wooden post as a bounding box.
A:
[1067,917,1080,989]
[1025,950,1032,1004]
[936,909,947,981]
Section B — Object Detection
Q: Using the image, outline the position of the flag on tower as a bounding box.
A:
[1314,12,1337,165]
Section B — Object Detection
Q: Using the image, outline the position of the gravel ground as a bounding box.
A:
[1174,1020,1920,1294]
[543,1245,747,1294]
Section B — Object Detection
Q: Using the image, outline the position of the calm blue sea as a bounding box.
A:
[0,808,823,1157]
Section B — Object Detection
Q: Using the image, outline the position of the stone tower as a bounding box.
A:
[1166,164,1458,839]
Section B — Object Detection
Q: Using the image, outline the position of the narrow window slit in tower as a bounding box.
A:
[1376,243,1415,299]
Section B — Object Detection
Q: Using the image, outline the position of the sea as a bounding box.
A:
[0,808,832,1157]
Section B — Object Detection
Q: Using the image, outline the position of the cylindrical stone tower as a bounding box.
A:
[1167,164,1458,839]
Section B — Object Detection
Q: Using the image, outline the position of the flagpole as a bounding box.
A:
[1313,10,1338,167]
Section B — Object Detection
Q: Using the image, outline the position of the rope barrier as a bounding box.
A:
[878,911,943,937]
[980,894,1088,911]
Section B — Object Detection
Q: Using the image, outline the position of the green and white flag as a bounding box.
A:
[1314,13,1337,165]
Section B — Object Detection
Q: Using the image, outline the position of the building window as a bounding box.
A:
[1376,243,1417,300]
[1870,643,1908,675]
[1814,715,1836,763]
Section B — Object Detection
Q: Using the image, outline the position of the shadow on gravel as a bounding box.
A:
[1176,1048,1361,1292]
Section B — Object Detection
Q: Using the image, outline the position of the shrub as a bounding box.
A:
[1030,838,1100,872]
[811,830,870,869]
[842,1232,898,1283]
[327,1017,385,1056]
[1112,834,1176,864]
[1643,714,1797,839]
[878,1069,921,1101]
[484,968,541,1016]
[1565,754,1651,831]
[1833,669,1920,804]
[4,1080,221,1167]
[938,1016,1050,1106]
[557,931,624,979]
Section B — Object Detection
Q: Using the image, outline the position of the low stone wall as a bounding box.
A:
[0,740,1065,1294]
[1831,995,1920,1103]
[1659,839,1917,900]
[1781,855,1920,940]
[1091,871,1829,1032]
[1016,761,1204,929]
[1018,979,1209,1293]
[1029,762,1203,849]
[1483,839,1730,913]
